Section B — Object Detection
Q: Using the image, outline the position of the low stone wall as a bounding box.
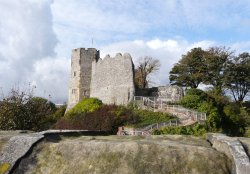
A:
[207,133,250,174]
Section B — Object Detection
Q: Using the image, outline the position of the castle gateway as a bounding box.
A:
[67,48,135,110]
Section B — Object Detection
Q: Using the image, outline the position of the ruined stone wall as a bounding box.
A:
[67,48,99,110]
[152,85,184,102]
[79,48,99,99]
[90,53,135,105]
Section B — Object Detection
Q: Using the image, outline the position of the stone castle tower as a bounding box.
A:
[68,48,100,109]
[67,48,135,110]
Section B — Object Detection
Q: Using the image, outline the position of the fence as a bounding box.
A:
[118,130,150,136]
[134,96,206,123]
[137,119,179,132]
[118,119,179,135]
[116,96,208,136]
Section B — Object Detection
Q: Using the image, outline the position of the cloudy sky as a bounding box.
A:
[0,0,250,103]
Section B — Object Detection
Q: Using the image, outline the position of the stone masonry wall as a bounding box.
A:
[79,48,99,99]
[90,53,135,105]
[67,48,99,110]
[154,85,184,102]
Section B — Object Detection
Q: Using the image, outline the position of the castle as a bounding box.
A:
[67,48,135,110]
[67,48,183,110]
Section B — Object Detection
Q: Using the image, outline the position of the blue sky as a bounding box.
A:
[0,0,250,103]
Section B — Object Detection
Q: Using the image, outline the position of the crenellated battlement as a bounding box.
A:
[72,48,99,63]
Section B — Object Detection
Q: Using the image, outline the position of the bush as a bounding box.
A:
[181,88,249,136]
[180,94,202,109]
[221,104,246,136]
[27,97,57,130]
[243,101,250,114]
[55,105,139,134]
[65,98,103,119]
[0,91,57,131]
[198,101,221,132]
[186,88,207,100]
[113,105,174,127]
[132,109,174,128]
[53,105,66,119]
[245,127,250,137]
[55,104,174,134]
[153,124,207,137]
[180,88,210,109]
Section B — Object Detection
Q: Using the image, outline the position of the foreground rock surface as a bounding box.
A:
[239,137,250,158]
[207,134,250,174]
[0,130,106,174]
[14,135,232,174]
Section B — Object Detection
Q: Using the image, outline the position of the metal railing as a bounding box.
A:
[117,96,207,136]
[118,130,151,136]
[137,119,179,132]
[134,96,206,123]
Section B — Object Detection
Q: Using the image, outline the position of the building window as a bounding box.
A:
[72,89,77,94]
[73,71,76,77]
[128,88,130,101]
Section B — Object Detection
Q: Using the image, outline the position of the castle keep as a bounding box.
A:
[67,48,135,110]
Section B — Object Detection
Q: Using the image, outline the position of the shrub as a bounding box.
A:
[132,109,174,128]
[180,88,208,109]
[242,101,250,114]
[55,105,139,134]
[186,88,207,100]
[221,104,246,136]
[0,91,57,131]
[245,127,250,137]
[180,94,202,109]
[153,124,207,137]
[198,101,221,132]
[55,104,173,134]
[52,105,67,120]
[65,98,103,119]
[27,97,57,131]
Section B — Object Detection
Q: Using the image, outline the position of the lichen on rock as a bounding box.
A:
[14,135,232,174]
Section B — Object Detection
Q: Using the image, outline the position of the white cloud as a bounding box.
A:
[0,0,58,98]
[100,38,216,86]
[230,41,250,54]
[29,57,70,103]
[146,39,179,50]
[1,0,250,103]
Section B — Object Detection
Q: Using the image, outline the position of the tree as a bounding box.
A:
[203,47,234,94]
[169,47,206,88]
[224,52,250,102]
[27,97,57,130]
[0,88,57,131]
[134,56,160,89]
